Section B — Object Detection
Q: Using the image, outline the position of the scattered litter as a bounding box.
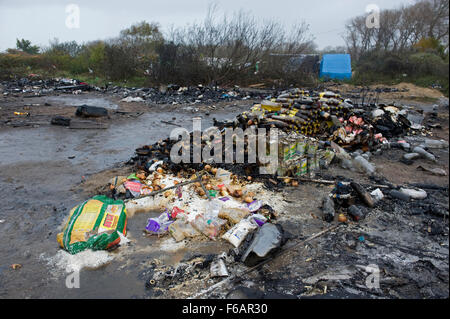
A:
[241,223,283,266]
[145,210,174,235]
[400,188,427,200]
[75,105,108,118]
[21,80,446,298]
[390,190,411,201]
[412,146,437,162]
[322,195,335,222]
[403,153,421,161]
[348,205,364,221]
[222,217,258,248]
[51,116,71,126]
[121,96,144,103]
[210,258,229,277]
[417,165,447,176]
[370,188,384,202]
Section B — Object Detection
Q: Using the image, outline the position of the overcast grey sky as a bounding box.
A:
[0,0,415,51]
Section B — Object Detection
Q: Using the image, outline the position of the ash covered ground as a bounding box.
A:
[0,79,448,299]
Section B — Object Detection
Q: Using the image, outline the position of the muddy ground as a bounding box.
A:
[0,87,448,299]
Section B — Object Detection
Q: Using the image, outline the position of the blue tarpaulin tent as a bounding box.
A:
[319,54,352,80]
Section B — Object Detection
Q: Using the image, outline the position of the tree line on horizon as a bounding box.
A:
[0,0,448,94]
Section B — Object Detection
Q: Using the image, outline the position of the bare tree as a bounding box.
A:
[344,0,449,60]
[161,4,315,85]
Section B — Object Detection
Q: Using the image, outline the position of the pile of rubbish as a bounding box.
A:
[59,162,285,271]
[56,87,446,261]
[127,87,427,182]
[113,84,268,105]
[1,77,91,96]
[1,77,268,105]
[113,165,282,249]
[231,88,418,149]
[144,220,287,295]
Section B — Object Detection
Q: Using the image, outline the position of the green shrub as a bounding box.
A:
[408,53,449,77]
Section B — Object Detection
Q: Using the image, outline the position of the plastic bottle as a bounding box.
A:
[348,205,364,221]
[399,142,411,151]
[390,142,410,151]
[389,190,410,201]
[400,188,427,200]
[322,195,335,222]
[353,155,376,175]
[331,142,352,169]
[412,146,437,162]
[403,153,420,161]
[350,182,375,208]
[222,218,257,248]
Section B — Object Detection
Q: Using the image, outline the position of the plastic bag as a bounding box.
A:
[168,219,201,242]
[145,210,174,235]
[191,214,226,240]
[218,207,250,224]
[57,195,127,255]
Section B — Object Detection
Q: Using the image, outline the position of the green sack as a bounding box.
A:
[57,195,127,254]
